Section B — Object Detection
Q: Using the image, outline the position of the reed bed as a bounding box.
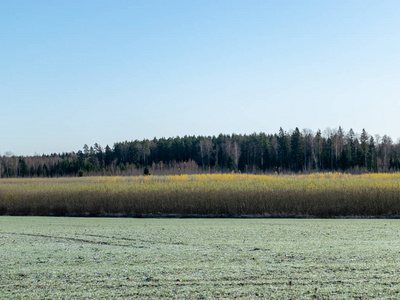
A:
[1,173,400,217]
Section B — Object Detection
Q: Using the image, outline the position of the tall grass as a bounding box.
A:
[1,173,400,217]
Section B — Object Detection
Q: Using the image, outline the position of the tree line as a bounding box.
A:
[1,127,400,178]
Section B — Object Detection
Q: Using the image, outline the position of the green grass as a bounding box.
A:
[1,217,400,298]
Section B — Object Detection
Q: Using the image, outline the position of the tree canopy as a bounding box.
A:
[2,127,400,177]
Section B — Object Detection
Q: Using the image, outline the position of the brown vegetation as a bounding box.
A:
[1,173,400,218]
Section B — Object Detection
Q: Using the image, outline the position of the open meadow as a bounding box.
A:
[1,173,400,217]
[1,217,400,298]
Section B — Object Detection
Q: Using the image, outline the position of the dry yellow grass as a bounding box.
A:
[1,173,400,217]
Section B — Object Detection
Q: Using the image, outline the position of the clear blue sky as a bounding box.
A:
[1,0,400,156]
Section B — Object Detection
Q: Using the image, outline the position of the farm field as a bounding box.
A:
[1,217,400,299]
[1,173,400,217]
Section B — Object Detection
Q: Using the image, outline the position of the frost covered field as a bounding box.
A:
[1,217,400,298]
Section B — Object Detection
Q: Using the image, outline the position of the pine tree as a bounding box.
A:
[290,128,304,172]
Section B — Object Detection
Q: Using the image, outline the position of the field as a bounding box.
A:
[1,173,400,217]
[1,217,400,298]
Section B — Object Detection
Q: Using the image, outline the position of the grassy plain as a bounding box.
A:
[1,217,400,299]
[1,173,400,217]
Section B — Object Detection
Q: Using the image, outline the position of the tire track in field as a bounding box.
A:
[0,232,138,247]
[82,233,187,246]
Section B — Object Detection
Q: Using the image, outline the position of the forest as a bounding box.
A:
[1,127,399,178]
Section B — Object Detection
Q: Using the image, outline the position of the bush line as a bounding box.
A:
[1,173,400,218]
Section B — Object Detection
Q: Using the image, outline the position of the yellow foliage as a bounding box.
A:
[1,172,400,217]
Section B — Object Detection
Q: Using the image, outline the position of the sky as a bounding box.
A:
[1,0,400,156]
